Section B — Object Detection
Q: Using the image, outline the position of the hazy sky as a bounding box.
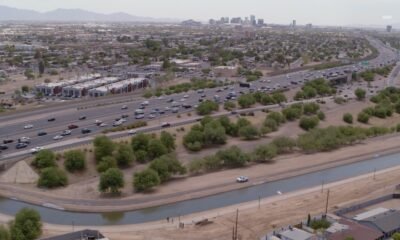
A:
[0,0,398,26]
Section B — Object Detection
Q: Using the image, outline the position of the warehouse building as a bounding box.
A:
[88,78,148,97]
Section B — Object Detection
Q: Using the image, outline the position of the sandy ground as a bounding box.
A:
[1,159,399,240]
[0,161,38,184]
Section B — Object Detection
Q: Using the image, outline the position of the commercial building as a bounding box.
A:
[62,77,119,98]
[35,74,101,96]
[88,77,147,97]
[357,209,400,238]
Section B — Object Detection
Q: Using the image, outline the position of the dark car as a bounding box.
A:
[79,116,87,120]
[81,128,91,134]
[47,118,56,122]
[0,145,8,150]
[161,122,171,128]
[37,131,47,136]
[121,114,129,119]
[3,139,13,144]
[68,124,79,130]
[16,143,28,149]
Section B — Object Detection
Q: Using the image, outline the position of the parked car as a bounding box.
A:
[47,118,56,122]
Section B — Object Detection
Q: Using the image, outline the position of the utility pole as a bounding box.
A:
[258,196,261,209]
[234,209,239,240]
[324,190,330,218]
[321,179,324,193]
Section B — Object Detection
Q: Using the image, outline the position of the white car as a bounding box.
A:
[236,176,249,183]
[95,120,102,125]
[99,122,108,127]
[148,114,156,119]
[53,135,63,140]
[113,121,122,127]
[183,94,189,98]
[121,105,128,110]
[24,124,33,129]
[128,130,137,135]
[30,146,43,154]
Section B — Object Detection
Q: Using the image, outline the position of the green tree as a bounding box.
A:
[21,85,29,93]
[343,113,353,124]
[355,88,366,100]
[133,169,160,192]
[94,136,115,162]
[196,100,219,115]
[271,92,287,103]
[392,233,400,240]
[299,116,320,131]
[238,125,259,140]
[32,150,56,169]
[38,167,68,188]
[216,146,249,168]
[238,94,256,108]
[97,156,117,173]
[357,112,370,124]
[203,121,227,146]
[99,168,124,193]
[64,150,86,172]
[317,111,326,121]
[10,208,42,240]
[271,137,297,154]
[0,225,10,240]
[303,103,320,115]
[252,144,277,162]
[115,144,135,167]
[224,101,236,111]
[160,131,175,151]
[149,155,186,182]
[183,129,204,151]
[147,139,168,159]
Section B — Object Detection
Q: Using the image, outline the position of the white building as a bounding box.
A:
[36,74,101,96]
[62,77,119,98]
[88,78,148,97]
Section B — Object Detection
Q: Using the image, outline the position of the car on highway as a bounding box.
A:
[3,139,13,144]
[236,176,249,183]
[121,114,129,119]
[141,100,150,106]
[135,114,145,119]
[171,107,179,113]
[81,128,91,134]
[121,105,128,110]
[16,142,28,149]
[61,130,72,136]
[53,135,63,140]
[79,116,87,120]
[148,114,156,119]
[99,123,108,127]
[95,120,102,125]
[161,122,171,128]
[37,131,47,136]
[18,137,31,143]
[113,121,122,127]
[24,124,34,129]
[0,145,8,150]
[68,124,79,130]
[47,118,56,122]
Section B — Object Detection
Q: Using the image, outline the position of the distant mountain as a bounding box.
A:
[0,5,178,22]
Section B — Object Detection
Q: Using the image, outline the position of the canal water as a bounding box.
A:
[0,152,398,226]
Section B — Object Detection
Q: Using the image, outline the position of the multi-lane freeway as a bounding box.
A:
[0,37,398,160]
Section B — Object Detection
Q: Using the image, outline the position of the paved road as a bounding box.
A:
[0,36,398,160]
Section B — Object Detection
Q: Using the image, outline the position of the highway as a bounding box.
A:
[0,36,398,160]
